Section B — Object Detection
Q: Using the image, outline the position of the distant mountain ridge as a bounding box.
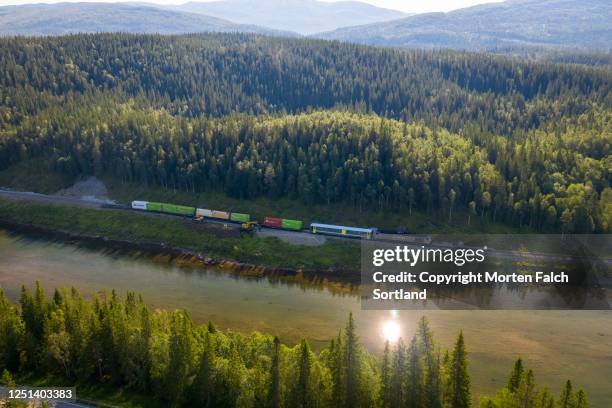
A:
[169,0,407,35]
[317,0,612,52]
[1,0,610,55]
[0,2,289,36]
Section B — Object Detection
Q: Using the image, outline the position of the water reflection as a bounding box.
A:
[4,228,359,297]
[382,320,401,343]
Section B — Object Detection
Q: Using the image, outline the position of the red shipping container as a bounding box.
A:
[264,217,283,228]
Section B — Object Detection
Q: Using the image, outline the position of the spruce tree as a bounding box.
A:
[380,341,392,408]
[517,369,536,408]
[269,336,281,408]
[575,389,589,408]
[206,320,216,333]
[481,399,496,408]
[294,338,312,408]
[390,339,406,407]
[450,331,471,408]
[558,380,575,408]
[0,290,23,372]
[344,313,359,408]
[535,387,555,408]
[138,304,152,391]
[507,357,524,392]
[166,310,195,405]
[440,349,452,405]
[418,317,441,408]
[194,332,215,407]
[1,368,15,386]
[406,335,423,408]
[329,335,344,408]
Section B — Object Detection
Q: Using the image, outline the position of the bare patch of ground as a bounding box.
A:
[54,176,115,204]
[187,219,241,238]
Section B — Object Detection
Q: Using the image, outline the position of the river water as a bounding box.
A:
[0,229,610,405]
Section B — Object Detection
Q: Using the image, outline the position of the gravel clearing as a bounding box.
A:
[54,176,115,204]
[257,228,327,246]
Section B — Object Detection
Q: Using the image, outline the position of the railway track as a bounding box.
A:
[1,188,610,266]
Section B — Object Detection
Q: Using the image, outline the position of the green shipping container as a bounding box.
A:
[230,212,250,222]
[162,203,195,217]
[281,219,303,230]
[146,202,163,212]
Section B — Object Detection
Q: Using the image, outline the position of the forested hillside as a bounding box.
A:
[0,285,589,407]
[318,0,612,52]
[1,34,609,134]
[0,33,610,232]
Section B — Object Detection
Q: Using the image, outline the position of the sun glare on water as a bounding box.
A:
[382,320,401,343]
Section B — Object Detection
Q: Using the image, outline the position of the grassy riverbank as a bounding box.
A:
[0,199,360,272]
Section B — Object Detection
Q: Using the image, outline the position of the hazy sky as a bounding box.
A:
[0,0,505,14]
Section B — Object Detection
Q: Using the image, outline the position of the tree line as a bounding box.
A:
[0,284,589,407]
[0,105,608,232]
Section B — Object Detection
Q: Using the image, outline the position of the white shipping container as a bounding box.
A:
[196,208,214,217]
[131,200,148,210]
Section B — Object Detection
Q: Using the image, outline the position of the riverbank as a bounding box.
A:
[0,199,361,279]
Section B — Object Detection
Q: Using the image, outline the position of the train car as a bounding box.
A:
[264,217,303,230]
[211,210,230,220]
[146,201,163,212]
[281,219,303,231]
[263,216,283,228]
[196,208,214,218]
[310,223,376,239]
[230,212,251,223]
[161,203,196,217]
[131,200,148,210]
[143,201,194,217]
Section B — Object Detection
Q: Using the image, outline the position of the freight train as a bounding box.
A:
[131,200,378,239]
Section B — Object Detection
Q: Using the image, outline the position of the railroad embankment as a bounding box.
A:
[0,198,361,280]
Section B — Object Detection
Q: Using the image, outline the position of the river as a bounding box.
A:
[0,229,610,406]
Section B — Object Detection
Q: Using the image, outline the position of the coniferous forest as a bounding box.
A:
[0,33,610,232]
[0,285,591,407]
[0,29,608,408]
